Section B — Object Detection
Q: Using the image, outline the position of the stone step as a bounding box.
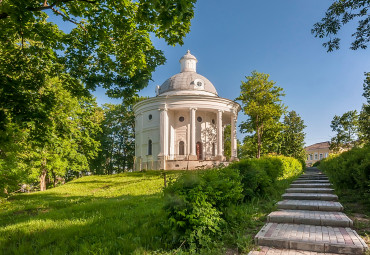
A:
[277,200,343,211]
[298,176,329,180]
[267,210,353,227]
[293,180,331,184]
[290,183,332,188]
[248,246,344,255]
[254,223,368,254]
[286,188,334,194]
[282,193,338,201]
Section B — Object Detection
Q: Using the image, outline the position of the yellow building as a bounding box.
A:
[305,141,331,166]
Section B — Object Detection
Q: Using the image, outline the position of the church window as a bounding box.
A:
[319,153,323,160]
[179,116,185,122]
[179,141,185,155]
[148,140,152,155]
[148,114,152,120]
[197,117,202,122]
[314,153,318,160]
[212,119,215,124]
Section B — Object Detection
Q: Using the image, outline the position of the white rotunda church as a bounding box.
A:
[133,51,240,170]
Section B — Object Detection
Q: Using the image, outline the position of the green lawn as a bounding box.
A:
[0,171,178,255]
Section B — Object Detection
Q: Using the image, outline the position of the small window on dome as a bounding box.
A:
[197,117,202,122]
[197,81,203,87]
[148,114,152,120]
[179,116,185,122]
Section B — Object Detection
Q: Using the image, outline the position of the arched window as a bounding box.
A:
[148,139,152,155]
[179,141,185,155]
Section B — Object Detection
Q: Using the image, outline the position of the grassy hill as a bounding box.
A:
[0,171,179,255]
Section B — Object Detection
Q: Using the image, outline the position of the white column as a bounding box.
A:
[159,107,168,170]
[217,110,223,158]
[190,107,197,157]
[231,112,238,160]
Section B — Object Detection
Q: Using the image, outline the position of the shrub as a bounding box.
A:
[227,155,303,199]
[163,168,244,249]
[319,145,370,192]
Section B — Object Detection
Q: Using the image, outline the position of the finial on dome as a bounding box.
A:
[179,50,198,72]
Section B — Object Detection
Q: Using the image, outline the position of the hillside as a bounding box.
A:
[0,171,178,255]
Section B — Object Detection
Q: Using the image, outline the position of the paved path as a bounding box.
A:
[249,168,369,255]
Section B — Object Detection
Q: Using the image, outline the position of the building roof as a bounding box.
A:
[305,141,330,151]
[157,51,218,97]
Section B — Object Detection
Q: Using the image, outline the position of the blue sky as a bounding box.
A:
[91,1,369,146]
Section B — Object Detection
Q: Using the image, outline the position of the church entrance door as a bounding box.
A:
[196,142,203,160]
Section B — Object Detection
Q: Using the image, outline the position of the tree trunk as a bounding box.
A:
[53,171,57,188]
[40,159,48,191]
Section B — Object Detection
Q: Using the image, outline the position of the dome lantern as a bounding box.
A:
[180,50,197,72]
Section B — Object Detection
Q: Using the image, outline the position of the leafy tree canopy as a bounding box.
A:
[236,71,286,158]
[0,0,196,98]
[330,110,360,152]
[312,0,370,52]
[281,110,306,160]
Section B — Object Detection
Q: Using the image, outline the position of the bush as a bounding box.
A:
[227,155,303,200]
[163,155,303,252]
[163,168,244,250]
[319,145,370,192]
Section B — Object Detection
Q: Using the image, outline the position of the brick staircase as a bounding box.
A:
[249,168,369,255]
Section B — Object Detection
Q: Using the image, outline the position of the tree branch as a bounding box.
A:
[51,6,87,32]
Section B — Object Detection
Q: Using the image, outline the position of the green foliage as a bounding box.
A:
[0,0,196,97]
[330,110,360,152]
[0,77,103,193]
[227,156,303,199]
[359,72,370,143]
[164,156,303,251]
[236,71,286,158]
[312,0,370,51]
[164,169,244,250]
[319,145,370,193]
[223,125,231,160]
[90,100,145,174]
[281,110,306,161]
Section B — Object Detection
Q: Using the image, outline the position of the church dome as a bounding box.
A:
[157,51,218,96]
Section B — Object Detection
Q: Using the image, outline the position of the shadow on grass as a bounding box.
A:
[0,192,170,255]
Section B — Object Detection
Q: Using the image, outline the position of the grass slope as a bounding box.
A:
[0,170,300,255]
[0,171,177,255]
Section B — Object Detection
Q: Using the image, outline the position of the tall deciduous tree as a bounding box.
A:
[312,0,370,52]
[281,110,306,160]
[359,72,370,143]
[91,102,140,174]
[236,71,286,158]
[330,110,360,152]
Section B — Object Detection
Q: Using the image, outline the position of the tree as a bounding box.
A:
[0,77,102,192]
[0,0,196,98]
[359,72,370,143]
[330,110,360,152]
[281,110,306,160]
[236,71,286,158]
[312,0,370,52]
[91,102,139,174]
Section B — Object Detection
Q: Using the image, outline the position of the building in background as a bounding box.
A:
[133,51,241,170]
[305,141,331,166]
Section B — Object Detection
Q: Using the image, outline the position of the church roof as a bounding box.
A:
[157,51,218,96]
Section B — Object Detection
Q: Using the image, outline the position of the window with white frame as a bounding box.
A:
[325,153,329,158]
[319,153,323,160]
[314,153,318,160]
[310,154,313,160]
